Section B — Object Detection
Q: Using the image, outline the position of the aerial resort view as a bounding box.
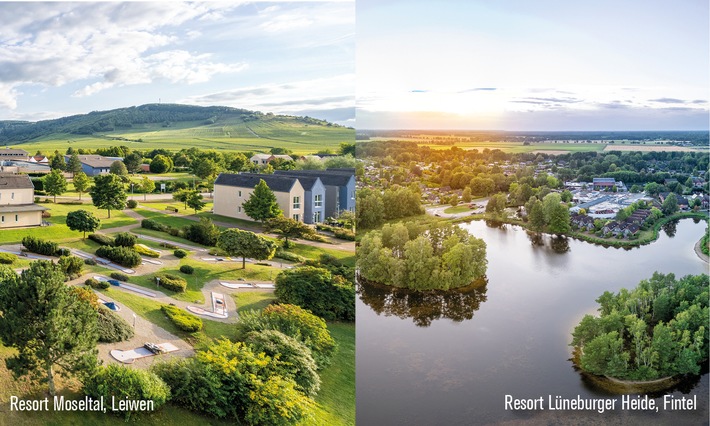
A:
[0,2,355,425]
[356,1,708,425]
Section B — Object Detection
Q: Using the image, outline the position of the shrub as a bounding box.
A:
[274,249,306,263]
[141,219,168,232]
[42,211,51,218]
[110,272,130,282]
[0,252,17,264]
[85,277,110,289]
[88,233,115,246]
[161,305,202,331]
[21,236,59,256]
[134,244,160,258]
[179,265,194,274]
[155,273,187,292]
[56,248,71,257]
[167,227,181,237]
[97,306,135,343]
[84,257,97,265]
[95,246,142,268]
[58,255,84,277]
[302,233,328,243]
[182,217,219,246]
[114,232,137,247]
[275,266,355,321]
[160,242,178,249]
[173,249,188,258]
[126,199,138,209]
[245,330,320,397]
[72,286,99,310]
[237,304,336,368]
[333,228,356,241]
[84,365,170,420]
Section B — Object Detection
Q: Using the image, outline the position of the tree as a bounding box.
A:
[547,203,571,235]
[356,192,385,229]
[265,216,316,248]
[43,169,68,203]
[217,229,277,269]
[72,172,91,200]
[192,157,220,180]
[149,155,173,173]
[243,179,282,223]
[485,193,507,216]
[0,261,98,396]
[123,152,143,174]
[90,174,127,218]
[50,150,65,171]
[227,153,248,172]
[662,193,679,215]
[66,210,101,239]
[182,217,220,246]
[138,176,155,201]
[109,160,128,176]
[526,197,545,232]
[186,191,206,213]
[172,188,191,210]
[66,152,83,177]
[462,187,472,203]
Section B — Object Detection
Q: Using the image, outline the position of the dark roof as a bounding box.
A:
[274,169,353,187]
[0,173,34,190]
[327,168,356,173]
[214,173,298,192]
[252,173,322,191]
[67,155,116,169]
[0,204,48,213]
[0,148,28,155]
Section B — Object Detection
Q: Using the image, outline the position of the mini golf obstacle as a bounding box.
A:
[187,292,228,319]
[94,276,157,297]
[220,281,275,289]
[99,299,121,311]
[110,342,180,364]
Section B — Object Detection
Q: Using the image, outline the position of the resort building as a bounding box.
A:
[0,173,47,229]
[213,173,305,222]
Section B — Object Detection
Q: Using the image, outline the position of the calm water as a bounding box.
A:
[357,219,709,425]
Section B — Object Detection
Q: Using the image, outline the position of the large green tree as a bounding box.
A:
[138,176,155,201]
[109,160,128,176]
[149,155,174,174]
[43,168,68,203]
[123,152,143,174]
[217,229,277,269]
[66,209,101,239]
[49,150,65,171]
[274,266,355,321]
[0,261,99,396]
[662,193,679,215]
[66,152,83,177]
[243,179,282,223]
[72,172,91,200]
[90,174,127,218]
[186,191,206,213]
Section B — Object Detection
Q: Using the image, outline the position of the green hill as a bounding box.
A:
[0,104,353,154]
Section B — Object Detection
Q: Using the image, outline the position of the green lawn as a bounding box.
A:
[233,291,277,314]
[444,205,474,214]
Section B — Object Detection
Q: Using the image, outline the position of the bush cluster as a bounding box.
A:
[182,218,219,246]
[141,219,170,232]
[22,236,59,256]
[88,233,115,246]
[161,305,202,332]
[110,272,130,282]
[179,265,194,274]
[97,306,135,342]
[84,258,97,265]
[84,365,170,420]
[95,246,142,268]
[134,244,160,258]
[161,242,178,249]
[126,199,138,208]
[155,273,187,292]
[333,228,356,241]
[58,255,84,278]
[274,249,306,263]
[86,278,110,289]
[114,232,137,247]
[173,249,188,258]
[0,252,17,264]
[275,266,355,321]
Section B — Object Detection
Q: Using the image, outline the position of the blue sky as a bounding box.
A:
[357,0,709,130]
[0,1,354,125]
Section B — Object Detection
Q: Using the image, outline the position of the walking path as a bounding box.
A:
[694,238,708,263]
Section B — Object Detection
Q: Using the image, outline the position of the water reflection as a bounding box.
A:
[526,231,570,253]
[357,278,488,327]
[663,219,678,237]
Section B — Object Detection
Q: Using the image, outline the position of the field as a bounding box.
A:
[13,117,354,155]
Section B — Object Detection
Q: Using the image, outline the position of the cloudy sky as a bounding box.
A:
[357,0,709,130]
[0,1,354,125]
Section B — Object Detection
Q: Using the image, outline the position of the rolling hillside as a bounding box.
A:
[0,104,354,154]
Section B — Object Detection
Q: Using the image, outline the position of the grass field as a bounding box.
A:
[14,116,354,155]
[417,141,608,153]
[444,205,474,214]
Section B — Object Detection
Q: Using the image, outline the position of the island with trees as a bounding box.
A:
[570,272,708,390]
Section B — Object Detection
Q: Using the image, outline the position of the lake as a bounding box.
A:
[357,218,708,425]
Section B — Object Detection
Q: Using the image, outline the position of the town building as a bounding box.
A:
[274,169,355,218]
[0,173,47,228]
[213,173,305,222]
[0,148,29,161]
[249,154,294,166]
[66,155,119,176]
[241,173,326,224]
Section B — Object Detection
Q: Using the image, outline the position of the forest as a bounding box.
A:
[571,272,709,381]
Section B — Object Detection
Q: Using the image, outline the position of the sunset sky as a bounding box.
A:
[357,0,709,130]
[0,1,354,125]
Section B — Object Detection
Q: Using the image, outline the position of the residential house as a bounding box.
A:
[66,155,118,176]
[0,148,29,161]
[213,173,305,222]
[274,169,355,218]
[0,173,47,228]
[249,154,294,166]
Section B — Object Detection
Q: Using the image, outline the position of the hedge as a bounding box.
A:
[141,219,169,232]
[22,236,59,256]
[88,233,115,246]
[86,278,110,290]
[333,228,356,241]
[173,249,188,258]
[134,244,160,258]
[0,252,17,264]
[95,246,142,268]
[161,305,202,332]
[97,305,135,343]
[155,273,187,292]
[110,272,130,282]
[114,232,137,247]
[274,249,306,263]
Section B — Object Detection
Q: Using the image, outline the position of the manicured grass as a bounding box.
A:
[233,291,277,314]
[310,322,355,426]
[285,241,356,267]
[139,200,213,214]
[132,228,211,248]
[443,205,474,214]
[133,208,209,229]
[195,211,261,229]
